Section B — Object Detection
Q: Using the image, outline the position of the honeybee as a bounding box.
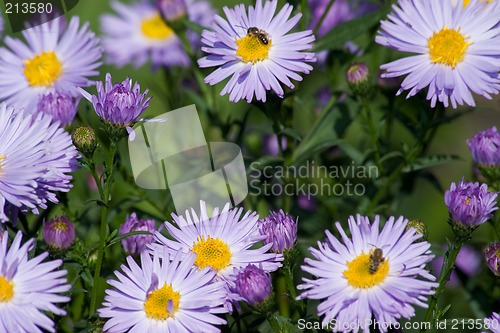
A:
[246,26,271,45]
[369,248,385,274]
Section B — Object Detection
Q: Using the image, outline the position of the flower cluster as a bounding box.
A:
[0,0,498,332]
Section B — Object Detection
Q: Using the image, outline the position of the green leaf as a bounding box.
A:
[107,231,153,247]
[291,102,351,166]
[183,19,205,35]
[313,10,388,52]
[281,128,302,142]
[402,154,461,173]
[247,156,284,175]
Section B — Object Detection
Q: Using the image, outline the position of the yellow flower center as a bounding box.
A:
[428,27,471,68]
[495,249,500,258]
[236,35,272,63]
[192,236,231,271]
[343,252,389,288]
[144,283,180,320]
[52,221,68,232]
[141,13,174,40]
[23,51,62,87]
[463,0,492,7]
[0,276,14,303]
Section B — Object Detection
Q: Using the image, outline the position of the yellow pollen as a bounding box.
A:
[428,27,471,68]
[192,236,231,271]
[463,0,493,7]
[52,221,68,232]
[343,252,389,288]
[144,283,180,320]
[0,276,14,303]
[465,198,471,205]
[141,13,174,40]
[235,35,272,63]
[23,51,62,87]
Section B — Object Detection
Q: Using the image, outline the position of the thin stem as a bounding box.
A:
[421,237,465,332]
[362,100,382,173]
[313,0,335,36]
[300,0,307,30]
[89,142,118,315]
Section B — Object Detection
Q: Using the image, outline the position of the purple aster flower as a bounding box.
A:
[232,264,272,306]
[37,91,79,127]
[484,242,500,276]
[297,215,438,331]
[262,134,287,156]
[198,0,316,103]
[0,16,102,112]
[444,178,498,228]
[467,127,500,167]
[119,212,156,255]
[0,103,78,223]
[157,0,187,21]
[484,312,500,333]
[297,194,317,211]
[308,0,355,37]
[258,210,298,253]
[99,250,228,332]
[376,0,500,108]
[80,73,151,127]
[151,201,283,281]
[101,0,213,69]
[43,215,76,251]
[0,231,71,333]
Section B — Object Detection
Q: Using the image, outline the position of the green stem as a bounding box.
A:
[313,0,336,36]
[177,28,214,111]
[420,237,466,332]
[300,0,307,30]
[362,100,382,173]
[89,142,118,315]
[267,313,282,333]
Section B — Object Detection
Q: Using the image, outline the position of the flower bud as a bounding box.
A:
[405,219,428,242]
[234,265,272,306]
[157,0,187,22]
[72,126,97,156]
[346,62,371,96]
[258,210,298,253]
[120,213,156,255]
[484,242,500,276]
[43,216,76,251]
[444,178,498,236]
[37,91,79,127]
[467,127,500,167]
[81,73,151,128]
